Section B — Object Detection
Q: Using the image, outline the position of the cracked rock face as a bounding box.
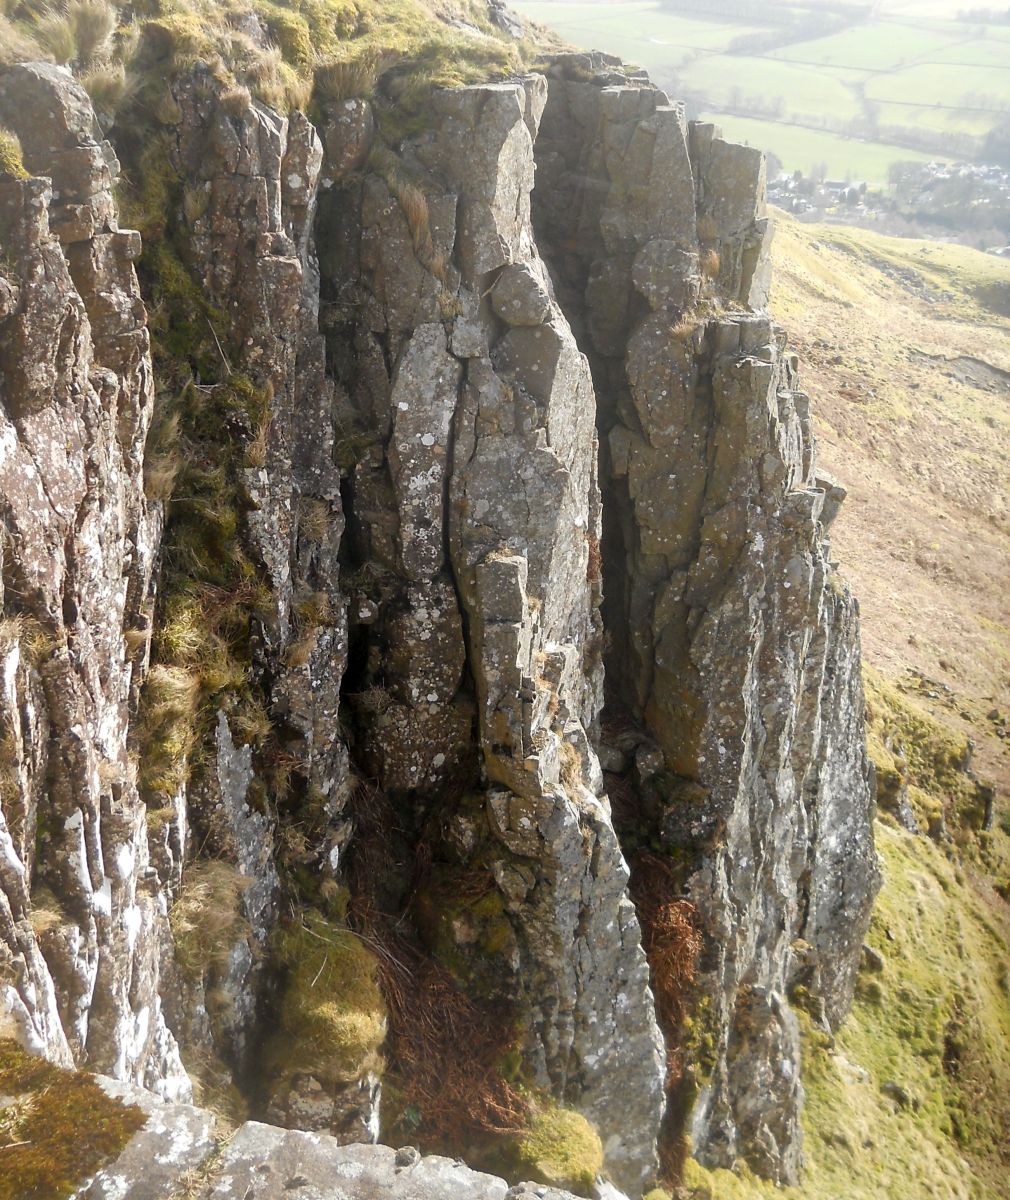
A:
[532,63,878,1183]
[1,49,876,1196]
[0,62,186,1098]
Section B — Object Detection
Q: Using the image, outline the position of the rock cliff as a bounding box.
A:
[0,33,877,1199]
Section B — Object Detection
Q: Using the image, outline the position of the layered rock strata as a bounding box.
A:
[0,48,877,1195]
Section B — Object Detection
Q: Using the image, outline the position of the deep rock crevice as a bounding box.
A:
[0,50,878,1198]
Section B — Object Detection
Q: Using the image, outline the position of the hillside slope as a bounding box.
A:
[771,214,1010,799]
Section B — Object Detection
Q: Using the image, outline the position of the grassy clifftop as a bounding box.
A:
[0,0,532,121]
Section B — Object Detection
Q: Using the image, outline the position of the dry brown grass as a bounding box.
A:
[346,780,529,1151]
[628,850,702,1185]
[297,497,331,544]
[313,54,379,102]
[0,614,57,665]
[34,0,117,66]
[28,888,64,938]
[145,451,181,501]
[245,415,270,468]
[629,851,702,1085]
[81,61,130,116]
[219,84,252,117]
[559,738,583,791]
[770,210,1010,798]
[169,859,251,979]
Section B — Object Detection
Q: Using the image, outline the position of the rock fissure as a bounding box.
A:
[0,44,879,1199]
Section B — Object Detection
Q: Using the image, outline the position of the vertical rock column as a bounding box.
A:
[157,67,353,1109]
[533,63,878,1184]
[318,79,666,1191]
[0,62,187,1097]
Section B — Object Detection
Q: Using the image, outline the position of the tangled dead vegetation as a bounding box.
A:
[345,780,528,1151]
[628,849,703,1185]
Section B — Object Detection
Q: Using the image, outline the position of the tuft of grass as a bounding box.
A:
[136,662,199,801]
[33,0,118,66]
[0,614,58,666]
[0,1039,147,1200]
[219,82,252,117]
[28,887,65,937]
[81,61,132,120]
[699,247,720,280]
[297,497,331,543]
[313,51,383,102]
[244,414,270,467]
[0,127,27,179]
[0,15,44,66]
[169,859,252,979]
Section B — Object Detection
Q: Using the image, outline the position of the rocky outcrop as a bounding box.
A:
[319,79,665,1191]
[531,58,878,1182]
[0,62,186,1098]
[77,1072,590,1200]
[0,46,877,1199]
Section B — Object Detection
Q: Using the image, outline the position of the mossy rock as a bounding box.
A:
[511,1100,603,1196]
[0,1040,146,1200]
[267,909,386,1083]
[412,871,518,1001]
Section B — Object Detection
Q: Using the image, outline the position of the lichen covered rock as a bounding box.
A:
[0,41,877,1198]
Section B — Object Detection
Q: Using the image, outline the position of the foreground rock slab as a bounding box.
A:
[76,1080,592,1200]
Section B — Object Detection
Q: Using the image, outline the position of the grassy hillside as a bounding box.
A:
[509,0,1010,180]
[770,212,1010,802]
[0,0,533,118]
[647,213,1010,1200]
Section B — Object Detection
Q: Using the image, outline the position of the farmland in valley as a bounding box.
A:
[514,0,1010,182]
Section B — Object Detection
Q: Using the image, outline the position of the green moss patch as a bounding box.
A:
[864,665,981,830]
[0,1040,146,1200]
[266,909,386,1083]
[0,128,27,179]
[412,868,517,1002]
[513,1100,603,1196]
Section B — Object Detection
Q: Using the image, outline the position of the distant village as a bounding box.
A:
[768,159,1010,252]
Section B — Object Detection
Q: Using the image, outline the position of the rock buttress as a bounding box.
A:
[0,62,187,1097]
[317,78,666,1191]
[531,60,879,1184]
[0,49,878,1194]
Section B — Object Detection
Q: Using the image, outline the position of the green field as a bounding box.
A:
[699,112,934,185]
[513,1,765,72]
[513,0,1010,181]
[771,23,954,71]
[679,54,862,120]
[866,63,1010,108]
